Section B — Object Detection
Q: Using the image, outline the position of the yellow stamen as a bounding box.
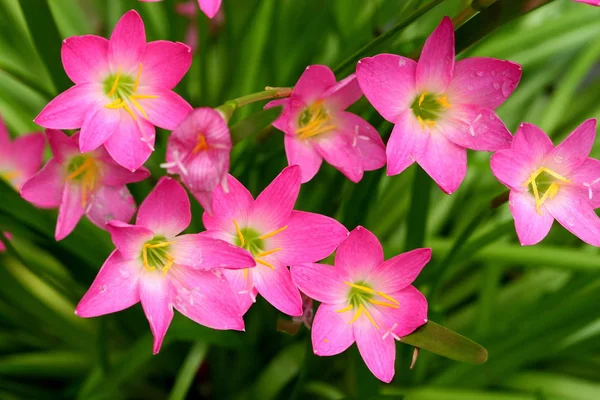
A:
[418,92,427,107]
[258,226,288,240]
[344,281,375,294]
[141,241,175,273]
[296,102,336,140]
[348,304,364,324]
[129,96,149,119]
[335,304,354,313]
[417,115,426,130]
[362,305,380,330]
[133,63,142,92]
[145,241,175,249]
[437,95,451,108]
[162,256,175,276]
[376,291,400,305]
[122,103,136,120]
[192,133,209,153]
[108,68,122,97]
[524,167,571,215]
[105,98,125,108]
[130,94,160,100]
[369,299,399,309]
[243,268,248,279]
[233,219,245,246]
[256,258,275,270]
[426,120,436,128]
[256,248,282,257]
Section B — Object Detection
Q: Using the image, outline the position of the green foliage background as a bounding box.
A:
[1,0,600,399]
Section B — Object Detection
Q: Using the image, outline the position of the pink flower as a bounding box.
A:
[21,129,149,240]
[203,165,349,316]
[290,226,430,382]
[491,119,600,246]
[140,0,222,18]
[75,177,255,354]
[34,10,193,171]
[0,232,13,253]
[162,108,231,213]
[573,0,600,5]
[356,17,522,194]
[266,65,386,183]
[0,116,45,191]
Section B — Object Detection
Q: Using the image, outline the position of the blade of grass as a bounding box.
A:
[167,342,208,400]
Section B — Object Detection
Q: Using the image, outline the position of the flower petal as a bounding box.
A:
[416,17,455,93]
[417,131,467,194]
[251,165,301,232]
[202,174,254,232]
[20,160,64,208]
[99,160,150,186]
[354,314,396,383]
[170,233,255,270]
[271,210,348,264]
[335,226,383,280]
[86,186,137,229]
[440,105,512,151]
[373,285,428,338]
[511,123,553,162]
[75,251,141,317]
[198,0,222,18]
[544,186,600,246]
[321,74,363,112]
[9,133,46,188]
[314,130,364,183]
[290,262,347,304]
[368,248,431,293]
[284,134,323,183]
[140,41,192,89]
[447,57,522,109]
[62,35,109,84]
[47,129,78,163]
[107,220,154,259]
[108,10,146,72]
[569,158,600,208]
[80,105,121,152]
[509,190,553,246]
[386,110,426,176]
[490,149,532,190]
[137,177,191,239]
[223,268,257,315]
[336,111,386,171]
[140,272,173,354]
[34,84,102,129]
[103,117,155,171]
[292,65,336,105]
[253,260,303,316]
[547,119,597,175]
[356,54,417,122]
[136,86,193,130]
[55,182,85,240]
[312,303,355,356]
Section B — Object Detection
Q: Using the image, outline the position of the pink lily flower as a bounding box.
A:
[290,226,430,383]
[203,165,349,316]
[573,0,600,5]
[0,116,45,191]
[75,177,255,354]
[140,0,222,18]
[21,129,149,240]
[162,108,231,213]
[491,119,600,246]
[356,17,522,194]
[265,65,386,183]
[34,10,193,171]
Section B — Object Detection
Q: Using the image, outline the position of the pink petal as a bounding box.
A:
[440,105,512,151]
[100,160,150,186]
[47,129,78,163]
[313,130,364,183]
[55,182,85,240]
[136,86,193,130]
[10,133,46,187]
[269,97,305,134]
[170,265,245,330]
[368,248,431,294]
[320,74,363,112]
[335,226,383,280]
[140,41,192,89]
[509,190,554,246]
[511,123,553,161]
[80,105,121,152]
[336,111,386,171]
[544,186,600,246]
[311,303,355,356]
[103,117,155,171]
[86,186,137,229]
[20,160,64,208]
[373,285,428,338]
[354,314,396,383]
[573,0,600,4]
[251,165,301,232]
[290,263,347,304]
[223,268,256,315]
[416,17,455,94]
[203,174,254,232]
[62,35,109,84]
[356,54,417,123]
[109,10,146,72]
[284,134,322,183]
[198,0,222,18]
[170,233,255,270]
[137,177,191,239]
[34,84,102,129]
[569,158,600,208]
[107,220,154,259]
[386,110,427,176]
[547,119,597,175]
[447,57,522,109]
[253,260,303,316]
[140,272,173,354]
[271,211,348,264]
[181,150,229,193]
[417,131,467,194]
[292,65,336,105]
[192,190,213,213]
[75,251,141,317]
[490,149,532,190]
[0,115,9,147]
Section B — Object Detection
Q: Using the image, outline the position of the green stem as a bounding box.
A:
[216,87,292,122]
[167,342,208,400]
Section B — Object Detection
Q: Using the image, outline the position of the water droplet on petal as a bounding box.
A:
[491,70,497,76]
[554,155,565,164]
[476,71,484,77]
[99,285,107,293]
[398,58,406,67]
[493,82,501,91]
[119,269,130,279]
[467,84,474,91]
[501,79,514,97]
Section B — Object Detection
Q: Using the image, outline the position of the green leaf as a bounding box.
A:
[167,342,208,400]
[401,321,488,365]
[0,351,90,377]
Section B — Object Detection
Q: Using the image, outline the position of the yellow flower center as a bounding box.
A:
[141,237,175,276]
[335,281,400,330]
[192,133,209,153]
[411,91,451,130]
[296,101,336,140]
[524,167,571,215]
[232,219,287,278]
[67,155,99,207]
[104,63,159,120]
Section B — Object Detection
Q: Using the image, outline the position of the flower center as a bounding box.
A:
[232,219,286,273]
[141,236,175,275]
[410,91,450,130]
[103,63,159,121]
[67,155,100,207]
[296,101,336,140]
[524,167,571,215]
[336,281,400,330]
[192,133,209,153]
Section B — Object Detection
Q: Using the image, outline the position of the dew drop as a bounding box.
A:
[554,155,565,164]
[467,84,474,91]
[491,70,497,76]
[119,268,130,279]
[476,71,484,77]
[493,82,501,91]
[398,58,406,67]
[501,79,514,97]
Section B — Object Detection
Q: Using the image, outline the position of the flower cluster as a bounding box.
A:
[6,3,599,383]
